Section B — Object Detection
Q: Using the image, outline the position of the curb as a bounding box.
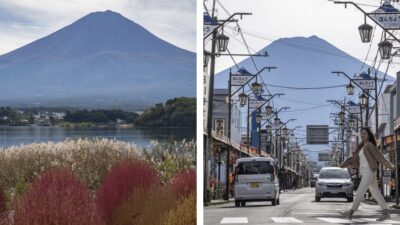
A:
[205,199,234,207]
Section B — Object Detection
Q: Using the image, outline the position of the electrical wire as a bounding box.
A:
[265,84,347,90]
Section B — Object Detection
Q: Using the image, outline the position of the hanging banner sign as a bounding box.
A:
[369,2,400,30]
[230,75,254,86]
[353,79,375,90]
[249,100,266,109]
[347,105,361,114]
[204,12,218,37]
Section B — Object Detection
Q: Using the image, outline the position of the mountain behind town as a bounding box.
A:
[0,10,195,110]
[214,35,394,161]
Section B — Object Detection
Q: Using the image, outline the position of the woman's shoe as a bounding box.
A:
[376,209,390,221]
[340,209,354,220]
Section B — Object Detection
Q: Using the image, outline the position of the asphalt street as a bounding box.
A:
[204,188,400,225]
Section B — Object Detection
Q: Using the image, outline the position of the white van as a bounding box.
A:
[234,157,280,207]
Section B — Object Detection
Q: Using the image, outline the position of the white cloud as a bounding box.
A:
[0,0,196,54]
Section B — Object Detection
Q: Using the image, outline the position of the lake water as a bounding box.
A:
[0,126,196,148]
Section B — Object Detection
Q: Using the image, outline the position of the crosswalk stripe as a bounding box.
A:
[316,217,354,224]
[271,217,303,223]
[364,218,399,224]
[220,217,248,224]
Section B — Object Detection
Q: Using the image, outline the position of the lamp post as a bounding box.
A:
[225,67,276,201]
[246,93,284,154]
[378,39,393,60]
[332,71,378,130]
[333,1,398,59]
[204,12,254,203]
[359,91,369,126]
[358,22,373,43]
[346,82,355,95]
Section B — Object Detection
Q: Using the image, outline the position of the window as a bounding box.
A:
[319,169,350,179]
[237,161,273,175]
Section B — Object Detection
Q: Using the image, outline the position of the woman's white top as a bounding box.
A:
[359,148,371,175]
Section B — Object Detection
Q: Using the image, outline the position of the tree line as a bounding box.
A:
[134,97,196,127]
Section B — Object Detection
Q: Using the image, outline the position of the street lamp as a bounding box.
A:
[349,118,355,129]
[359,92,368,107]
[216,33,229,52]
[204,50,211,67]
[274,117,280,127]
[378,39,393,60]
[266,124,272,133]
[251,81,262,96]
[346,82,355,95]
[338,111,345,123]
[283,127,289,136]
[358,23,373,43]
[256,114,262,124]
[265,104,273,116]
[239,93,247,107]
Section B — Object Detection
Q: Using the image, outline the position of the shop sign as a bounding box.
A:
[384,135,394,145]
[395,116,400,130]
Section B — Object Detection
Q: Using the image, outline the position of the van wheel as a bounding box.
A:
[235,200,240,207]
[347,197,353,202]
[277,198,280,205]
[315,196,321,202]
[240,201,246,207]
[272,198,276,206]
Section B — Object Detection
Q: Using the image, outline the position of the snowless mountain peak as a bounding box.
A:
[0,11,195,108]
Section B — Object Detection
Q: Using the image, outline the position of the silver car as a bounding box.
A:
[315,167,354,202]
[234,157,280,207]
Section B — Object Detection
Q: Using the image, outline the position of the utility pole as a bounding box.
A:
[204,28,217,204]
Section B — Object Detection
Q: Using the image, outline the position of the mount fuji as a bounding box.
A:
[215,35,394,161]
[0,10,195,109]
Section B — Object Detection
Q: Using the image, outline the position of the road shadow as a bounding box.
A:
[220,204,273,209]
[312,200,351,203]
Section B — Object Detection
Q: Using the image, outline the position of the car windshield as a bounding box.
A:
[237,161,273,175]
[319,169,350,179]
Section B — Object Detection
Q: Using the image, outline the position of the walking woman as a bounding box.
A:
[340,127,395,221]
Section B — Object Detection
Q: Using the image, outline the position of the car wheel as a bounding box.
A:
[240,201,246,207]
[272,198,276,206]
[347,197,353,202]
[315,196,321,202]
[235,200,240,207]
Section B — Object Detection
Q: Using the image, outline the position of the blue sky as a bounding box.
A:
[205,0,399,78]
[0,0,196,54]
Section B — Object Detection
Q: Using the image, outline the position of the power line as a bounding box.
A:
[265,84,347,90]
[286,104,332,113]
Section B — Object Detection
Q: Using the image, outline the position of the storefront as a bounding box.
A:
[394,117,400,204]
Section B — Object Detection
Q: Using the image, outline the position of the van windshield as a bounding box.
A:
[237,161,273,175]
[319,169,350,179]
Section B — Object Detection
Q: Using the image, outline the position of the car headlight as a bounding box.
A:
[317,182,325,186]
[343,183,353,187]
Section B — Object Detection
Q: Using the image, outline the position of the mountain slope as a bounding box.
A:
[215,35,393,160]
[0,10,195,109]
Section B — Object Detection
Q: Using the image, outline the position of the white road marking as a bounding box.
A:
[316,217,355,223]
[220,217,248,224]
[364,218,400,224]
[271,217,303,223]
[291,212,339,215]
